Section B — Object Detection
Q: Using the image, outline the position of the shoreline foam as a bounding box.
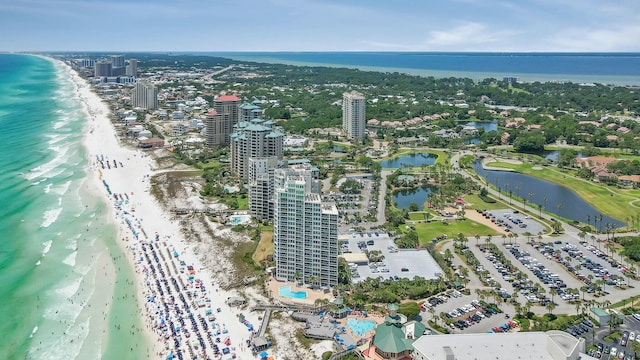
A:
[51,57,262,359]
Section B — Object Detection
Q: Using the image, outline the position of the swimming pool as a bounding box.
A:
[278,286,307,299]
[229,214,251,226]
[347,318,376,337]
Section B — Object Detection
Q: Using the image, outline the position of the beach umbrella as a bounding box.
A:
[260,351,268,358]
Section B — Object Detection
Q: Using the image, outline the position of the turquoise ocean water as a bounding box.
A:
[0,54,148,359]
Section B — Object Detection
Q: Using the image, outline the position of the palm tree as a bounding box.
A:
[578,231,586,243]
[501,234,507,245]
[546,303,557,314]
[543,196,548,214]
[484,235,492,246]
[575,301,582,315]
[508,190,513,205]
[549,288,558,304]
[475,234,480,246]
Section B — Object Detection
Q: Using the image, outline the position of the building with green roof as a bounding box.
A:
[366,304,425,360]
[230,117,283,179]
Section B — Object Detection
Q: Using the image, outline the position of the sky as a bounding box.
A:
[1,0,640,52]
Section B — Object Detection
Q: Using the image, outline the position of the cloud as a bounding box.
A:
[420,22,520,51]
[548,23,640,52]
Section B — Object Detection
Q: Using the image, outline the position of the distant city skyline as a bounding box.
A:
[2,0,640,52]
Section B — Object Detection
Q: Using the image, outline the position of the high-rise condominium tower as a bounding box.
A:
[131,81,158,110]
[273,165,338,287]
[342,91,366,142]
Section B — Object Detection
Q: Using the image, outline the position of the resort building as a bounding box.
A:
[239,102,263,122]
[362,304,425,360]
[111,55,125,68]
[273,164,338,287]
[343,91,366,142]
[204,95,241,147]
[131,81,159,110]
[126,59,137,77]
[248,156,279,222]
[94,61,112,77]
[229,118,284,179]
[410,331,585,360]
[214,95,241,125]
[204,110,229,147]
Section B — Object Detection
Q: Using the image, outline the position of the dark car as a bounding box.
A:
[401,268,409,272]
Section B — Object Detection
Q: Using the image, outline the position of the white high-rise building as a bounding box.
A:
[131,81,158,110]
[126,59,137,77]
[94,61,112,77]
[273,165,338,287]
[342,91,366,142]
[111,55,125,68]
[247,156,279,222]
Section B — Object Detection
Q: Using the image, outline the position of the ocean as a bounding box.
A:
[0,54,148,359]
[207,52,640,85]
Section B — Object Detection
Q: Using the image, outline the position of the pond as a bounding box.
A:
[472,161,625,228]
[378,152,437,168]
[459,119,498,144]
[458,119,499,132]
[542,150,584,162]
[393,186,438,210]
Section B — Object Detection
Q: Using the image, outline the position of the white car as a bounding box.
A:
[630,332,636,342]
[611,347,618,357]
[633,313,640,321]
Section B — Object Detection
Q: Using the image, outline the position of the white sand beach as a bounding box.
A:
[60,61,263,360]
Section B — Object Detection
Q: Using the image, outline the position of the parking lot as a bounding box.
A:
[586,314,640,359]
[477,208,546,235]
[340,232,443,283]
[418,290,516,334]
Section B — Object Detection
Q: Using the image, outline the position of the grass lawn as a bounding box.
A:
[409,212,429,221]
[484,161,640,222]
[404,219,499,244]
[198,161,223,170]
[237,196,249,210]
[463,193,508,210]
[252,228,273,265]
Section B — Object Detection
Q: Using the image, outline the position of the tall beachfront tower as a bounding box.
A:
[229,118,283,179]
[111,55,125,68]
[131,81,158,110]
[214,95,241,123]
[273,165,339,287]
[206,95,241,147]
[204,110,229,148]
[342,91,366,142]
[247,156,279,222]
[94,61,112,77]
[126,59,137,77]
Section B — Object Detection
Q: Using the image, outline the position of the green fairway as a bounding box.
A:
[483,160,640,222]
[403,218,499,244]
